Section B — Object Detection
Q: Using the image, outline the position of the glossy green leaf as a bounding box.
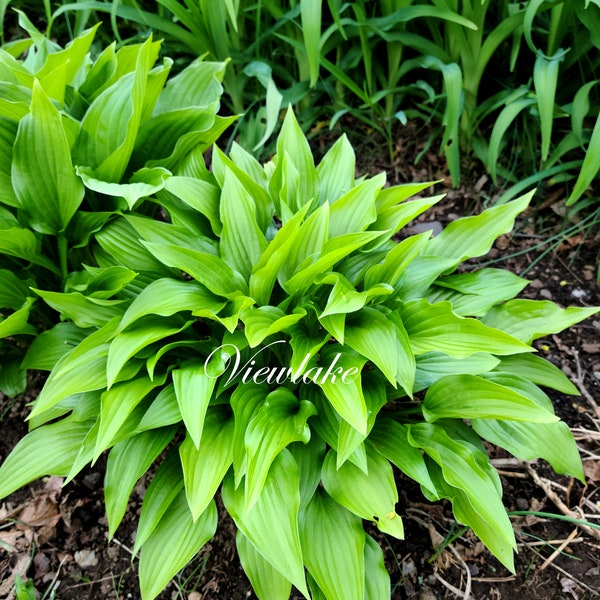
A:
[245,388,316,511]
[482,300,600,343]
[364,534,390,600]
[322,446,404,538]
[222,450,309,598]
[21,322,88,371]
[237,532,293,600]
[317,134,355,204]
[401,299,533,357]
[0,297,36,337]
[133,448,184,554]
[12,81,84,234]
[0,416,93,499]
[136,384,181,431]
[105,426,175,537]
[299,489,364,600]
[180,406,234,519]
[423,374,558,423]
[241,305,306,347]
[139,492,217,600]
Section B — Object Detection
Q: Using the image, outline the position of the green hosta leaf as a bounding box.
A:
[75,36,158,182]
[0,116,19,208]
[0,357,27,397]
[0,416,93,499]
[95,218,172,273]
[173,361,219,449]
[428,269,529,316]
[136,384,181,432]
[250,204,310,305]
[314,346,367,435]
[245,388,316,511]
[230,384,269,487]
[414,352,500,392]
[426,192,533,263]
[154,58,226,113]
[472,419,584,481]
[317,134,355,204]
[162,175,221,235]
[328,174,383,237]
[0,297,36,337]
[299,489,365,600]
[370,419,436,496]
[241,306,306,347]
[33,289,124,329]
[220,169,268,279]
[364,534,390,600]
[107,319,189,388]
[400,299,533,357]
[344,306,401,387]
[283,230,386,295]
[117,278,225,332]
[139,492,217,600]
[28,318,120,420]
[12,81,84,234]
[77,166,171,210]
[180,406,234,520]
[364,231,431,288]
[270,107,317,213]
[21,323,87,371]
[133,449,184,554]
[96,374,167,459]
[0,226,60,274]
[423,374,558,423]
[67,265,138,299]
[322,446,404,538]
[482,300,600,343]
[408,422,516,571]
[222,450,309,598]
[237,532,292,600]
[318,273,392,318]
[289,319,330,374]
[289,436,327,511]
[105,426,175,537]
[492,354,579,395]
[143,241,248,297]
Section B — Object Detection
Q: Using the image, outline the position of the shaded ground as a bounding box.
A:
[1,121,599,599]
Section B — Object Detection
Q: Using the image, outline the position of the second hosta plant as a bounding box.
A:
[1,108,597,599]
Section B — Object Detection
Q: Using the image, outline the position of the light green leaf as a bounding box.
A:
[0,226,60,274]
[117,278,224,332]
[12,80,84,234]
[322,446,404,538]
[173,361,218,449]
[482,300,600,343]
[0,297,36,337]
[400,299,533,357]
[136,384,181,432]
[237,532,293,600]
[220,169,268,279]
[364,534,390,600]
[96,375,166,459]
[180,406,234,519]
[105,426,175,537]
[133,448,184,554]
[426,192,533,263]
[408,422,516,571]
[222,450,309,598]
[245,388,316,511]
[241,306,306,347]
[316,134,355,204]
[139,492,217,600]
[143,241,248,297]
[328,174,383,237]
[423,374,558,423]
[299,489,365,600]
[77,165,171,210]
[0,416,92,499]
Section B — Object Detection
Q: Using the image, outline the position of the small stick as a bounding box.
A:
[540,527,579,571]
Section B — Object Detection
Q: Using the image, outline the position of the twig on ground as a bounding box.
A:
[572,348,600,423]
[540,528,580,571]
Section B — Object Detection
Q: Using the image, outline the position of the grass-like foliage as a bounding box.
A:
[0,18,233,394]
[1,86,598,598]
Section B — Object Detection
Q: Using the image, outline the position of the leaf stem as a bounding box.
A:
[58,233,68,283]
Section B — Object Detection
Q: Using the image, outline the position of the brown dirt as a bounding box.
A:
[1,122,599,600]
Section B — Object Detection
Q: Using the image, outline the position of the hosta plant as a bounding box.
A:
[0,15,233,394]
[1,108,598,599]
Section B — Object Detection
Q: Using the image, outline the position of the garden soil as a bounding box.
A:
[1,121,599,600]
